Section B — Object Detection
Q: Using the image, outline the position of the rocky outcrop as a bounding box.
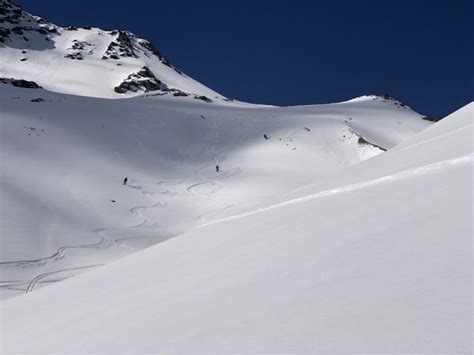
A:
[0,1,57,47]
[0,77,42,89]
[114,66,165,94]
[194,95,212,103]
[172,91,189,97]
[70,39,92,51]
[374,94,411,110]
[357,135,386,151]
[139,39,183,75]
[101,32,184,77]
[422,116,443,122]
[143,90,213,103]
[64,52,83,60]
[102,31,137,60]
[64,39,94,60]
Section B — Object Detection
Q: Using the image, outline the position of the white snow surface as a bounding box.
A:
[0,83,429,301]
[1,85,471,352]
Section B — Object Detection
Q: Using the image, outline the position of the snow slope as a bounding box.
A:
[0,83,429,300]
[1,102,471,353]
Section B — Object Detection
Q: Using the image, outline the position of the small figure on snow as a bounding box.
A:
[123,177,128,185]
[263,134,269,140]
[215,165,220,173]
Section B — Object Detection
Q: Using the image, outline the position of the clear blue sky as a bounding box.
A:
[19,0,473,116]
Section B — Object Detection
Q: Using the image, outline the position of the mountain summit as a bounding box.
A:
[0,0,223,100]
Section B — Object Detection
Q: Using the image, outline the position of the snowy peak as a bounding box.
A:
[0,1,420,108]
[0,0,224,101]
[345,94,413,111]
[101,29,181,75]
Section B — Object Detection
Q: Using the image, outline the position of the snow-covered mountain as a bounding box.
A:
[0,0,223,100]
[1,1,472,353]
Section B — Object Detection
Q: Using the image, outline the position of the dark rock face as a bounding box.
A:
[64,52,83,60]
[102,31,137,60]
[194,95,212,103]
[138,39,161,57]
[114,66,165,94]
[0,28,11,42]
[143,89,214,103]
[370,94,412,111]
[172,91,189,97]
[102,32,184,76]
[65,39,93,59]
[0,0,22,26]
[0,0,57,49]
[71,39,90,51]
[116,31,135,56]
[356,135,386,151]
[422,116,443,122]
[138,39,183,75]
[0,77,42,89]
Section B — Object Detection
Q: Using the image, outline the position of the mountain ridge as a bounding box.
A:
[0,0,225,101]
[1,0,421,112]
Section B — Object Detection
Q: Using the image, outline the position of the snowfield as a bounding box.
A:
[1,1,472,353]
[1,98,472,352]
[0,84,429,301]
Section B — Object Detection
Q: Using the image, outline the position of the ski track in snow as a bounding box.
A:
[0,236,109,269]
[25,264,103,293]
[186,117,243,224]
[185,147,242,222]
[2,149,469,295]
[202,153,474,227]
[397,124,472,153]
[0,277,69,292]
[0,143,242,295]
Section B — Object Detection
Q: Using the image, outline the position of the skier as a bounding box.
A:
[215,165,220,173]
[123,177,128,185]
[264,134,269,140]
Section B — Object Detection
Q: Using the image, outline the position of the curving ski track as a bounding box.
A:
[25,264,103,293]
[0,236,109,269]
[185,147,242,224]
[0,142,242,295]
